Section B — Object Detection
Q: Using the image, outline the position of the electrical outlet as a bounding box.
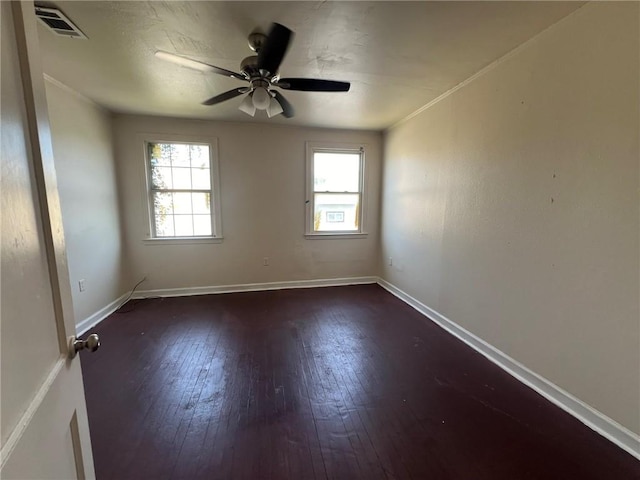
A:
[263,257,269,266]
[388,257,393,266]
[79,279,86,292]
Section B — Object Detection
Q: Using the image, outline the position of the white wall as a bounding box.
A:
[45,79,129,327]
[113,115,382,290]
[380,2,639,435]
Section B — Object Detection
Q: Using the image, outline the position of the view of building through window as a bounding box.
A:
[312,151,362,232]
[148,142,213,237]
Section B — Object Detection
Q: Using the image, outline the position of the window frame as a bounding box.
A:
[305,142,367,238]
[142,135,222,243]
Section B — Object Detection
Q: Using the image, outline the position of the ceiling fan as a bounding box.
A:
[155,23,351,119]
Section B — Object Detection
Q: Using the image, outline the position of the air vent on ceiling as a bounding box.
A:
[35,6,87,39]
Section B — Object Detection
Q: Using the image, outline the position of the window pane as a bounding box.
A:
[171,144,190,167]
[190,145,210,169]
[151,166,173,189]
[193,215,212,236]
[192,192,211,214]
[192,167,211,190]
[149,143,171,166]
[153,192,174,237]
[155,214,175,237]
[313,193,360,231]
[172,167,192,189]
[174,215,193,236]
[173,192,192,214]
[153,191,173,215]
[313,152,360,192]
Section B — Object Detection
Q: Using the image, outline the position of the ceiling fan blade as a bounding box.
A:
[273,91,294,118]
[155,51,247,82]
[257,23,293,74]
[277,78,350,92]
[202,87,247,106]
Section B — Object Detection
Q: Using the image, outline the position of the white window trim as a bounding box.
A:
[140,134,223,242]
[305,141,368,238]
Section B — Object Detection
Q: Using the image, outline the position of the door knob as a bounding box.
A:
[68,334,100,358]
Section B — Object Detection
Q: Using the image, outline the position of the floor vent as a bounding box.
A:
[35,6,87,39]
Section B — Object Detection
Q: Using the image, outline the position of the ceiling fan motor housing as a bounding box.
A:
[240,55,259,77]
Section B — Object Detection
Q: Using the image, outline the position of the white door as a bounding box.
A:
[1,1,96,478]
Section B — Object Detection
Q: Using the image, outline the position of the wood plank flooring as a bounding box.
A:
[80,284,639,479]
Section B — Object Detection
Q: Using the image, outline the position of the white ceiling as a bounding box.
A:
[37,1,582,130]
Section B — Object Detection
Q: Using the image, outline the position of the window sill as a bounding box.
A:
[143,236,224,246]
[304,232,368,240]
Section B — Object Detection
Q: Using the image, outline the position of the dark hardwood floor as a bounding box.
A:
[80,284,639,479]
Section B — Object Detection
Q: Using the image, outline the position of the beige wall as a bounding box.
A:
[380,2,639,434]
[113,115,382,290]
[45,79,129,325]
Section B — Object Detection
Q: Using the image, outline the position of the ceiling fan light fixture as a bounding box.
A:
[267,96,284,118]
[252,86,271,110]
[238,94,256,116]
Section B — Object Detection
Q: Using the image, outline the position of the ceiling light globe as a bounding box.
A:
[252,87,271,110]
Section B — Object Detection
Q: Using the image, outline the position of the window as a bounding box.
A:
[144,139,222,240]
[326,211,345,223]
[306,142,366,237]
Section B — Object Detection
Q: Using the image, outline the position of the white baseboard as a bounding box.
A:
[131,276,378,299]
[75,292,130,336]
[377,278,640,460]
